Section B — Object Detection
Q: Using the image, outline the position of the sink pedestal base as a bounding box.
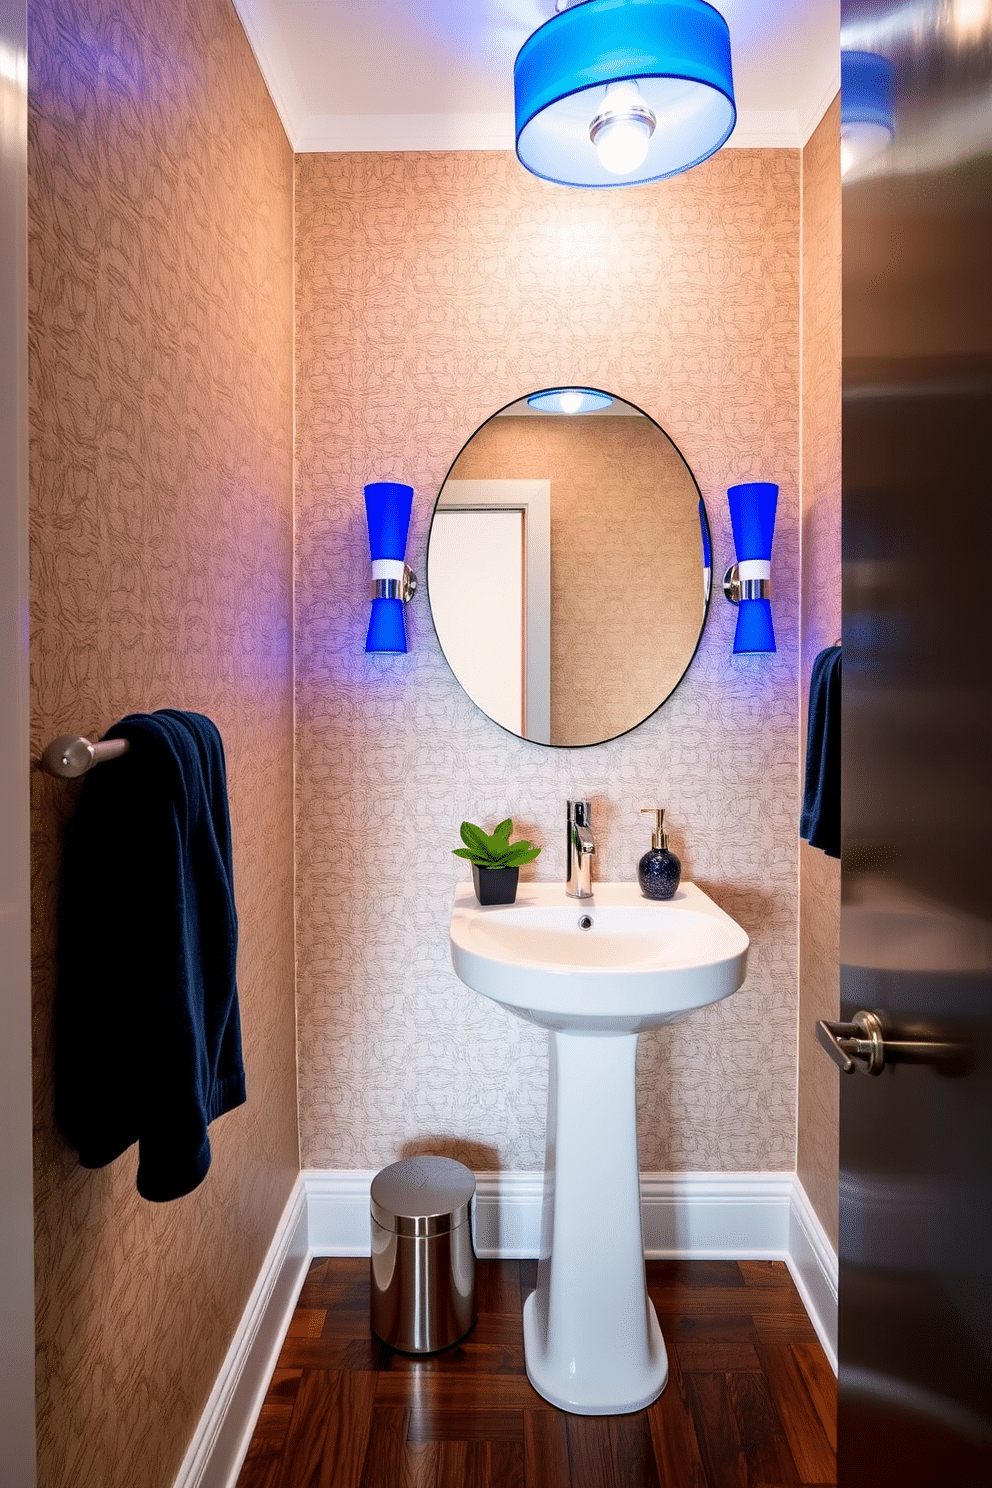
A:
[523,1030,669,1415]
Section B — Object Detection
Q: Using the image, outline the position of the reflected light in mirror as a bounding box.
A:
[841,50,894,177]
[527,388,614,415]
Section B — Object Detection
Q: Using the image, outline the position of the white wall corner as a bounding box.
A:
[304,1168,379,1253]
[229,0,304,149]
[171,1178,310,1488]
[800,70,842,148]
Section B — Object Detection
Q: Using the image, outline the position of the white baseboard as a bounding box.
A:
[172,1179,309,1488]
[640,1172,794,1257]
[181,1168,838,1488]
[788,1177,839,1372]
[304,1167,837,1365]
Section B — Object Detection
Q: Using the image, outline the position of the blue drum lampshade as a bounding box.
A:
[514,0,736,189]
[364,482,416,654]
[724,481,778,654]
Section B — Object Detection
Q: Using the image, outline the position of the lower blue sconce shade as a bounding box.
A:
[726,481,778,654]
[366,597,408,654]
[365,481,415,654]
[732,595,775,654]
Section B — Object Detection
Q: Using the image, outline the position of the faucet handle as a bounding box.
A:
[568,799,591,825]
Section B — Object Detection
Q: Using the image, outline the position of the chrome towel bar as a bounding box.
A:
[40,734,130,778]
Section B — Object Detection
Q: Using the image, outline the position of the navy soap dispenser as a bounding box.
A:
[638,809,681,900]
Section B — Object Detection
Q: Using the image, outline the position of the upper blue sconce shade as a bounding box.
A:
[724,481,778,654]
[527,388,614,414]
[365,481,416,654]
[514,0,737,188]
[840,50,894,177]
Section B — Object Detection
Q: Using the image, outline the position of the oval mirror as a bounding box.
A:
[427,389,711,747]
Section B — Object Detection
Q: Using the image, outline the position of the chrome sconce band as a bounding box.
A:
[722,566,772,605]
[371,565,417,603]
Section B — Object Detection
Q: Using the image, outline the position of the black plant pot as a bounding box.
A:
[471,863,519,906]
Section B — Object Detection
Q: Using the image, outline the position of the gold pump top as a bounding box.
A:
[641,808,669,851]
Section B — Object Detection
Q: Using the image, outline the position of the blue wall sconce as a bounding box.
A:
[723,481,778,653]
[365,482,416,653]
[514,0,736,189]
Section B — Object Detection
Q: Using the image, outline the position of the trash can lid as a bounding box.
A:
[371,1155,476,1237]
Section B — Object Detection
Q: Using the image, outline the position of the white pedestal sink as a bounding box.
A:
[449,880,749,1415]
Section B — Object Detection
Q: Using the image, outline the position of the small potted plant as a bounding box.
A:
[453,817,541,906]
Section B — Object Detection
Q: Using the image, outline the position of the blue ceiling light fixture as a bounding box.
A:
[364,482,417,653]
[514,0,736,189]
[723,481,778,654]
[840,50,894,178]
[527,388,614,414]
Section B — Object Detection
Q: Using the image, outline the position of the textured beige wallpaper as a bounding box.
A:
[295,148,802,1176]
[798,98,842,1248]
[449,414,706,744]
[28,3,297,1486]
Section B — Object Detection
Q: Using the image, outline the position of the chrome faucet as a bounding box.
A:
[566,800,596,898]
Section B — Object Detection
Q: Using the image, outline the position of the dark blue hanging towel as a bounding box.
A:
[800,646,842,859]
[56,710,246,1201]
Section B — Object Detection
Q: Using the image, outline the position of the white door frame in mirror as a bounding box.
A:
[430,480,551,743]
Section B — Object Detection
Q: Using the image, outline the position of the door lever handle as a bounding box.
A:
[817,1010,966,1076]
[817,1010,886,1074]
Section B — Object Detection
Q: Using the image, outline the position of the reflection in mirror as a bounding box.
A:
[427,391,710,747]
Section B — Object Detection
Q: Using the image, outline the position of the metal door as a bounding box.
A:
[0,2,38,1482]
[835,2,992,1481]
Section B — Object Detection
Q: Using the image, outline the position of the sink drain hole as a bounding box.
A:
[578,915,593,930]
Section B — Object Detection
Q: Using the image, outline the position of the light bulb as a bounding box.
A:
[559,390,583,414]
[589,81,656,177]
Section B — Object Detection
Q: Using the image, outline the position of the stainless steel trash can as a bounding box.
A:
[370,1155,476,1353]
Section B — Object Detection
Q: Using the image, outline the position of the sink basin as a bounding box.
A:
[449,879,749,1416]
[449,880,749,1032]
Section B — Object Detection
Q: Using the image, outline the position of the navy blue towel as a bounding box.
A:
[56,710,246,1201]
[800,646,842,859]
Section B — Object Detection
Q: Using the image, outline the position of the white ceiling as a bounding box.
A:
[232,0,840,153]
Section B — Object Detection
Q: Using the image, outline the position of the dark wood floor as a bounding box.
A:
[236,1257,836,1488]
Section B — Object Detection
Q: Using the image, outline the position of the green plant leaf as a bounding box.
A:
[503,842,542,866]
[459,821,491,854]
[455,817,541,869]
[454,846,498,866]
